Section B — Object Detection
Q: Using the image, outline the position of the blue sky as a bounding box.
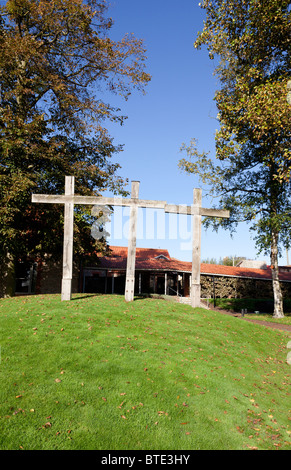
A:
[99,0,290,266]
[1,0,287,265]
[100,0,288,265]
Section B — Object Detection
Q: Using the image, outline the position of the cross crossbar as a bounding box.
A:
[32,194,166,209]
[165,203,229,218]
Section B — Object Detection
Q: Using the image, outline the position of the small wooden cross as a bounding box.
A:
[165,188,229,308]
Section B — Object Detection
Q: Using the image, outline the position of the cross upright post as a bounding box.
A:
[125,181,140,302]
[61,176,75,301]
[191,188,202,308]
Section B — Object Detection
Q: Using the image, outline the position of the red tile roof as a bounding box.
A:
[107,246,170,260]
[200,263,291,282]
[95,246,291,282]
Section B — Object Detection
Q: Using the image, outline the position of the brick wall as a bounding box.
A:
[201,274,291,299]
[35,261,291,300]
[37,256,79,294]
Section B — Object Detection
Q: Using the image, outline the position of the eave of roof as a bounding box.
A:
[89,246,291,282]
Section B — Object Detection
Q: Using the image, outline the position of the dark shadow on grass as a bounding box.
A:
[133,294,167,301]
[71,294,103,301]
[70,293,173,302]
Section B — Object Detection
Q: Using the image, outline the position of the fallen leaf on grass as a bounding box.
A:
[43,422,52,428]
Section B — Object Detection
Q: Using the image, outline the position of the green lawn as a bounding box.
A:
[0,294,290,450]
[207,297,291,319]
[243,313,291,325]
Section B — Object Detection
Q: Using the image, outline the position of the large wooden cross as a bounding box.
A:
[32,178,229,306]
[32,177,166,301]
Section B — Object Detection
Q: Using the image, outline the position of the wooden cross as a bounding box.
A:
[32,176,76,301]
[32,178,166,301]
[165,188,229,308]
[32,178,229,306]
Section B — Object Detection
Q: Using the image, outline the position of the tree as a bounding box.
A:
[222,256,246,266]
[0,0,151,295]
[179,0,290,317]
[202,256,246,266]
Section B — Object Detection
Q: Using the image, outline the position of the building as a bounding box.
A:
[82,246,191,296]
[80,246,291,300]
[14,245,291,301]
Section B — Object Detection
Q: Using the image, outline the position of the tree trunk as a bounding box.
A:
[271,231,284,318]
[0,251,15,298]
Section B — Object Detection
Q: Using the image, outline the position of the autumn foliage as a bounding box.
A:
[0,0,150,264]
[180,0,290,317]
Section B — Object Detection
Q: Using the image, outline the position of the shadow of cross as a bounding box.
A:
[32,179,229,306]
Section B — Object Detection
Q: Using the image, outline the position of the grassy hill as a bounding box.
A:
[0,294,290,450]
